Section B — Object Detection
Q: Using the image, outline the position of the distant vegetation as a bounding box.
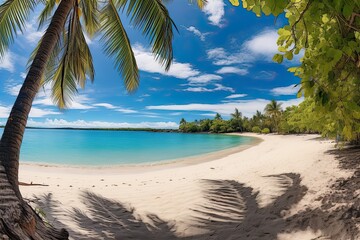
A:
[179,99,359,143]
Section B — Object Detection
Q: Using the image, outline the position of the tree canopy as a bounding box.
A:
[228,0,360,141]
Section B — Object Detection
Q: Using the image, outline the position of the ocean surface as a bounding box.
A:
[0,128,254,166]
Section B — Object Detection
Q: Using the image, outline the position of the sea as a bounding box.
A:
[0,128,254,166]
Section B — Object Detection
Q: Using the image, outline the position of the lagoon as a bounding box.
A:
[0,128,254,166]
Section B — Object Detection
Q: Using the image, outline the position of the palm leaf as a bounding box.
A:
[68,3,94,87]
[0,0,37,56]
[100,0,139,92]
[79,0,99,37]
[119,0,176,71]
[27,21,65,89]
[50,5,94,108]
[50,8,77,108]
[37,0,56,30]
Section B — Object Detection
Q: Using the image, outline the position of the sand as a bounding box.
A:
[18,133,357,240]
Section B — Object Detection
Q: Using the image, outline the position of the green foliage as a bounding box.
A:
[231,0,360,142]
[261,128,270,134]
[0,0,37,56]
[252,126,261,133]
[12,0,177,108]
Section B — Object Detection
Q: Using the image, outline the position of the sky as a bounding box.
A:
[0,0,303,129]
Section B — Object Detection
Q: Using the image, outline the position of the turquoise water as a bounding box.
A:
[0,128,254,166]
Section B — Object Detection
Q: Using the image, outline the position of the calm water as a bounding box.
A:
[0,128,254,166]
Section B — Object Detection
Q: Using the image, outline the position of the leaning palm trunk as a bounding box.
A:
[0,0,74,238]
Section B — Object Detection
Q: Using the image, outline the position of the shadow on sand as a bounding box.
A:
[32,169,359,240]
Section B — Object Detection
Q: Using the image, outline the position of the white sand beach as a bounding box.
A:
[18,134,354,239]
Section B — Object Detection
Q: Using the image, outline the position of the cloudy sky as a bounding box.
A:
[0,0,303,129]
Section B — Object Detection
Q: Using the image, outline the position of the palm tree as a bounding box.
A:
[214,112,222,120]
[180,118,187,126]
[0,0,205,238]
[264,100,283,132]
[231,108,242,120]
[230,108,243,132]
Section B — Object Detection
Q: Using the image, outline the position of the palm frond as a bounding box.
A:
[118,0,176,71]
[50,5,94,108]
[100,1,139,92]
[0,0,37,56]
[27,22,64,88]
[68,3,94,87]
[79,0,99,37]
[193,0,207,9]
[50,7,77,108]
[37,0,56,30]
[51,53,77,109]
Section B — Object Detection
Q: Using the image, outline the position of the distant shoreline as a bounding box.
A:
[0,126,179,132]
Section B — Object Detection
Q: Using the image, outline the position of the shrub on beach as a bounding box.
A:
[252,126,261,133]
[261,128,270,134]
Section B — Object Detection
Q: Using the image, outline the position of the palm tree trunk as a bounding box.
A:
[0,0,74,238]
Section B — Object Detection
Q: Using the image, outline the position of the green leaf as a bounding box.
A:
[273,54,284,63]
[285,51,293,60]
[321,14,329,23]
[343,3,353,20]
[262,5,271,16]
[253,5,261,16]
[229,0,239,7]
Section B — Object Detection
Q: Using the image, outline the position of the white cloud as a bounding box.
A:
[0,105,10,118]
[26,119,179,129]
[207,48,250,66]
[207,29,280,67]
[186,26,209,41]
[188,74,222,84]
[24,22,44,44]
[271,84,300,96]
[0,51,15,72]
[243,30,278,57]
[93,103,117,109]
[183,83,234,93]
[0,103,59,118]
[203,0,225,27]
[29,107,61,117]
[5,82,22,96]
[147,97,303,117]
[93,103,137,113]
[225,94,247,99]
[115,108,138,114]
[216,66,248,75]
[133,45,200,79]
[20,72,27,79]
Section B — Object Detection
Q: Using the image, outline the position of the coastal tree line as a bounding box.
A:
[179,98,360,143]
[179,100,283,134]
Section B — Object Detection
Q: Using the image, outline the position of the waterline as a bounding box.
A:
[1,128,256,166]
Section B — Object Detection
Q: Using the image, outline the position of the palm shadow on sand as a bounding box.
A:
[32,170,358,240]
[190,173,307,240]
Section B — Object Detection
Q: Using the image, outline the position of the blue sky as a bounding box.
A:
[0,0,303,129]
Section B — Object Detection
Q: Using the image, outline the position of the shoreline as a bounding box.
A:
[20,133,262,174]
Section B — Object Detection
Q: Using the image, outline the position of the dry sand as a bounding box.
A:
[18,134,357,239]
